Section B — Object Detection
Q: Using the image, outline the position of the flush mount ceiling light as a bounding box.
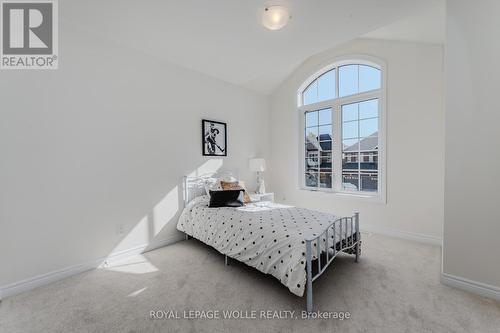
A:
[262,5,291,30]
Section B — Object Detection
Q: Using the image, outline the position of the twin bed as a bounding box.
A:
[177,175,361,312]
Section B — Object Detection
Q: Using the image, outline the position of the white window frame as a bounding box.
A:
[297,56,387,203]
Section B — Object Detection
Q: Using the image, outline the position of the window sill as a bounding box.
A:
[298,187,386,204]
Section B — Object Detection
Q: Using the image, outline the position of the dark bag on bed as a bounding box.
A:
[209,189,245,208]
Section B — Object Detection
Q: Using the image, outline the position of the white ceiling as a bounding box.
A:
[64,0,445,95]
[364,1,445,44]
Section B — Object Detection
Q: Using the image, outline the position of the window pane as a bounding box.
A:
[305,141,318,156]
[320,151,332,172]
[360,145,378,192]
[320,160,332,172]
[360,150,377,167]
[359,65,381,92]
[305,111,318,128]
[342,121,358,140]
[303,80,318,105]
[318,108,332,125]
[359,136,378,153]
[359,99,378,119]
[305,173,318,187]
[339,65,359,97]
[360,118,378,138]
[342,103,358,122]
[305,149,319,172]
[305,127,318,142]
[305,159,318,172]
[308,64,380,103]
[361,173,377,192]
[342,98,379,192]
[342,147,359,191]
[342,173,359,191]
[343,138,359,152]
[318,125,332,138]
[343,151,359,168]
[319,173,332,188]
[317,70,335,102]
[319,140,332,150]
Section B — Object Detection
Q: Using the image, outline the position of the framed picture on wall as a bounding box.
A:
[202,119,227,156]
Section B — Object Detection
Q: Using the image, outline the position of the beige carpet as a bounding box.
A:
[1,233,499,333]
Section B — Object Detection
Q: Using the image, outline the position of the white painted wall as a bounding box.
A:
[443,0,500,290]
[269,39,444,242]
[0,23,270,287]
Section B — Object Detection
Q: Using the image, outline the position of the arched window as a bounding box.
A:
[299,59,385,197]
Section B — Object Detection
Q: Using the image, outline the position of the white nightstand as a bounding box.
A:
[249,192,275,203]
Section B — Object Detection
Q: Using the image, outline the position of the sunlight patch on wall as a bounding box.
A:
[106,159,224,260]
[109,186,181,254]
[153,186,179,236]
[111,216,150,254]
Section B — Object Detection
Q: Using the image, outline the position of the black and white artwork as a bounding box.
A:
[202,120,227,156]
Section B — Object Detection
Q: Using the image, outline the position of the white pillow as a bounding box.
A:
[204,177,221,196]
[186,195,209,210]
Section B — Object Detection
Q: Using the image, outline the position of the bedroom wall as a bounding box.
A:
[0,24,270,288]
[269,38,444,242]
[442,0,500,292]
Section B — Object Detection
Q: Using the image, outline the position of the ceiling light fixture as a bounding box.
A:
[262,5,291,31]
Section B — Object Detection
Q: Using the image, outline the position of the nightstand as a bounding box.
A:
[249,192,275,203]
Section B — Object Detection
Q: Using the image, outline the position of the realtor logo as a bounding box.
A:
[1,0,58,69]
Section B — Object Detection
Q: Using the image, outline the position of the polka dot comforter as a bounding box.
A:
[177,196,355,297]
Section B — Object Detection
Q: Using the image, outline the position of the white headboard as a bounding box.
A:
[183,171,239,207]
[183,175,208,207]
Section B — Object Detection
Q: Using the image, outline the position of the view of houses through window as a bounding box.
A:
[341,99,379,192]
[302,62,381,193]
[305,108,332,188]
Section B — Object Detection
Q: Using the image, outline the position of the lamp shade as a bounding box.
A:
[249,158,266,172]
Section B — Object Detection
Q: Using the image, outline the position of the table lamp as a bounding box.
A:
[249,158,266,194]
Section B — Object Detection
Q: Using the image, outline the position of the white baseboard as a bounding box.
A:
[95,243,152,268]
[361,224,442,246]
[0,236,182,301]
[441,273,500,302]
[144,233,185,253]
[0,260,97,301]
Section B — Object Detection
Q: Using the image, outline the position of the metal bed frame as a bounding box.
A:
[182,175,361,313]
[304,213,360,312]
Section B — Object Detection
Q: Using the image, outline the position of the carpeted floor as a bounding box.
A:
[1,233,499,333]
